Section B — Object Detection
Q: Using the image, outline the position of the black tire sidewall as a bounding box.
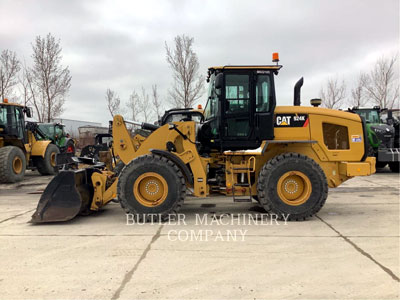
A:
[260,154,327,218]
[113,161,125,176]
[36,144,60,175]
[46,144,60,175]
[0,146,26,182]
[119,156,183,215]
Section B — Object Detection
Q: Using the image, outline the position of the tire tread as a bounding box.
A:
[257,152,328,221]
[118,154,186,222]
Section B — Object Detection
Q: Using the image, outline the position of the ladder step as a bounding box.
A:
[234,183,250,187]
[233,198,253,203]
[232,167,252,171]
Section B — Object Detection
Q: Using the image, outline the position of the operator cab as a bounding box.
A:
[349,106,383,124]
[200,64,281,151]
[0,101,32,145]
[159,108,204,125]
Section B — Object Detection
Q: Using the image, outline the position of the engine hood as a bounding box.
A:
[368,124,395,136]
[275,106,361,122]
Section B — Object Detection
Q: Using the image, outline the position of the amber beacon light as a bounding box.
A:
[272,52,279,64]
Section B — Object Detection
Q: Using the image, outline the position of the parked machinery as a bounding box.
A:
[79,109,204,160]
[31,55,375,223]
[37,123,76,155]
[0,100,59,183]
[349,106,399,172]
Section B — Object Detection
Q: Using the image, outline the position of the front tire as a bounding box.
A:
[34,144,60,175]
[0,146,26,183]
[118,154,186,222]
[257,153,328,221]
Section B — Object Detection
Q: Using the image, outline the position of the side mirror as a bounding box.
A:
[25,107,33,118]
[215,73,224,89]
[215,73,224,97]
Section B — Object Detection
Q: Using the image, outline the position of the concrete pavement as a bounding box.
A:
[0,169,399,299]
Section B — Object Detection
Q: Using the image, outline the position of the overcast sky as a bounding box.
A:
[0,0,398,125]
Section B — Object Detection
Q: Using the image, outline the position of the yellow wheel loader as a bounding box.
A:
[31,56,375,223]
[0,100,59,183]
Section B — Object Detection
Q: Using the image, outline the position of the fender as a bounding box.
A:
[150,149,194,185]
[31,140,51,157]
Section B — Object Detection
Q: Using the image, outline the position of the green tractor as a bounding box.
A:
[37,123,76,155]
[349,106,399,172]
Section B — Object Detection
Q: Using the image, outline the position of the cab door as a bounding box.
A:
[254,71,275,141]
[2,105,26,141]
[221,72,257,149]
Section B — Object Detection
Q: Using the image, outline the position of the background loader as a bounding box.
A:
[79,108,203,160]
[0,99,59,183]
[31,56,375,223]
[349,106,399,172]
[37,122,76,155]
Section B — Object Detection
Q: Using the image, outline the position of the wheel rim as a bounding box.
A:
[12,157,23,174]
[133,172,168,207]
[277,171,312,206]
[50,152,56,167]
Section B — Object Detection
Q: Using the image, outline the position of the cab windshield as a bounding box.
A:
[356,110,380,123]
[0,105,7,126]
[204,73,218,120]
[0,104,24,138]
[38,124,54,136]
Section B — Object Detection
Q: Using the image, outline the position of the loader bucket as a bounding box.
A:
[30,169,94,223]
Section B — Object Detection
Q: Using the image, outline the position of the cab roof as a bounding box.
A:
[209,65,283,71]
[0,102,24,107]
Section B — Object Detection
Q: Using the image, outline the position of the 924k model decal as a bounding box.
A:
[274,114,309,127]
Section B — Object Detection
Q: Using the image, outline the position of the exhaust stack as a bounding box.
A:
[294,77,304,106]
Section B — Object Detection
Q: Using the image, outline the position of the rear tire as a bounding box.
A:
[257,152,328,221]
[34,144,60,175]
[389,162,399,173]
[118,154,186,222]
[0,146,26,183]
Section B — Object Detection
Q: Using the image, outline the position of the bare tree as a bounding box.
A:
[139,86,152,122]
[362,55,399,109]
[349,73,369,107]
[31,33,71,122]
[106,88,121,117]
[19,65,33,107]
[165,34,204,108]
[0,50,20,101]
[126,89,141,121]
[22,62,45,122]
[320,77,346,109]
[151,84,162,120]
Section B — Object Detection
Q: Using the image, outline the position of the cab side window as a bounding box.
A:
[255,75,271,112]
[225,74,250,114]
